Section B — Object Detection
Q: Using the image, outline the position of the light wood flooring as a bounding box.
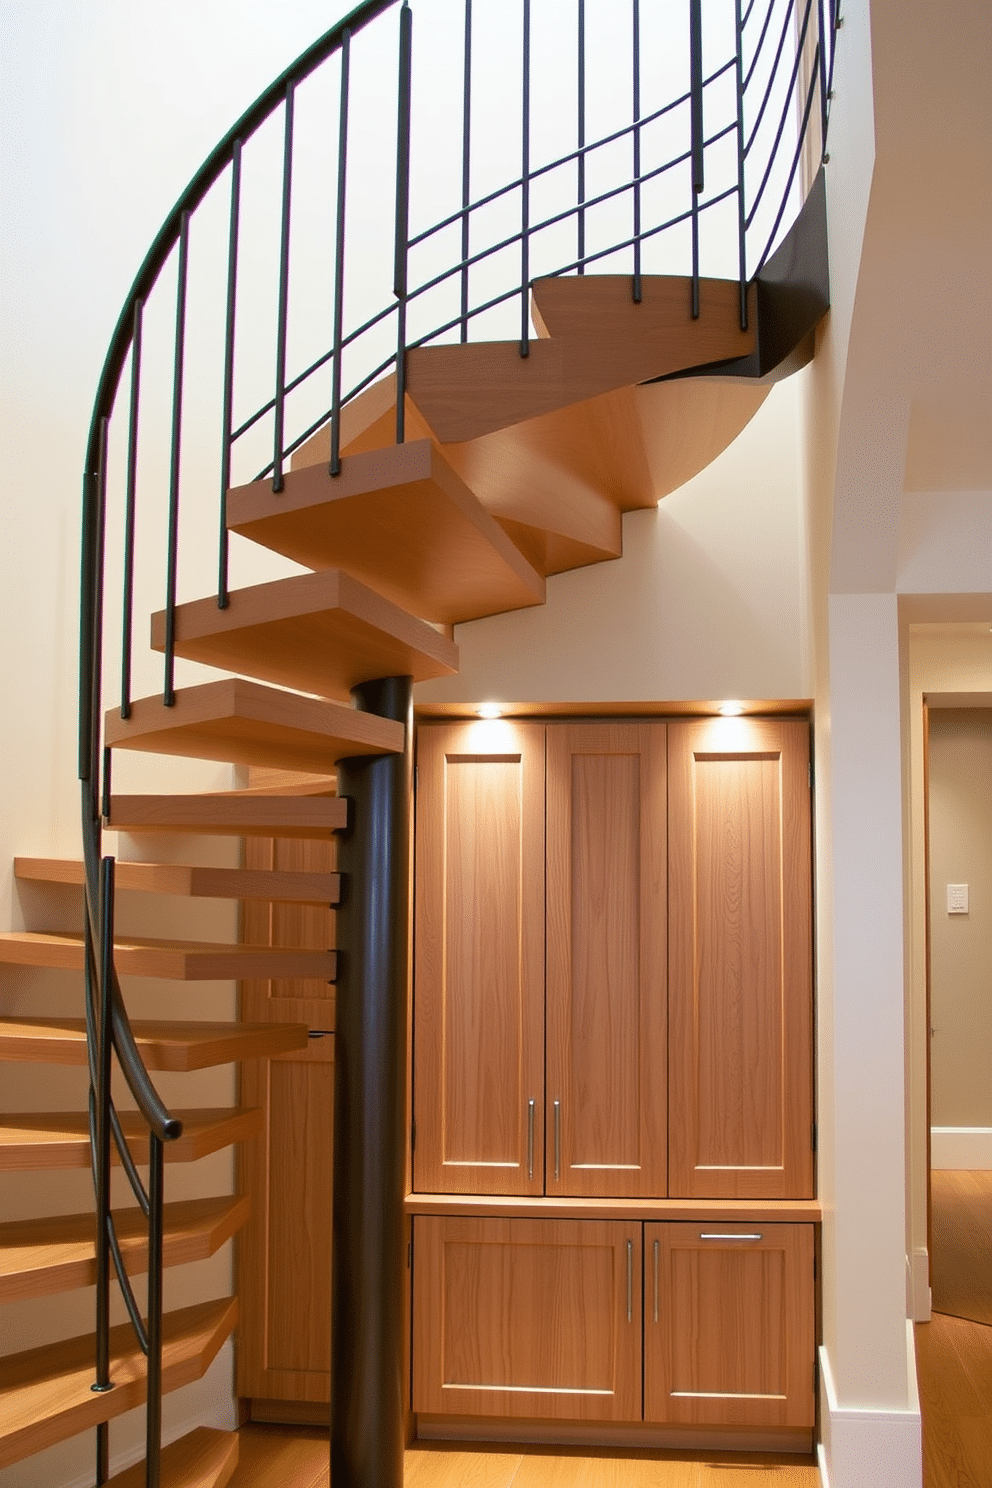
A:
[930,1169,992,1327]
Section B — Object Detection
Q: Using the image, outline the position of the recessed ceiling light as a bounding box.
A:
[477,702,503,719]
[718,700,745,717]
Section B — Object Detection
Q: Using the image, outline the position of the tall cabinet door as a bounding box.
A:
[546,723,668,1198]
[668,718,814,1199]
[413,721,546,1195]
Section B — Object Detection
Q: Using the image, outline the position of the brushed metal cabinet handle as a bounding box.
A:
[653,1237,660,1323]
[626,1239,633,1322]
[553,1100,561,1182]
[527,1098,535,1181]
[699,1232,764,1242]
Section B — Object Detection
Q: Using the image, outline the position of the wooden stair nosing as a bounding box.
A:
[0,1017,310,1070]
[149,566,459,699]
[107,792,349,838]
[105,677,404,774]
[0,1107,263,1172]
[0,1194,250,1304]
[104,1427,238,1488]
[0,929,334,982]
[0,1296,237,1468]
[14,857,341,905]
[227,437,547,625]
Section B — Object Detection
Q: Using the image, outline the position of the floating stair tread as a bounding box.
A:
[105,1427,238,1488]
[0,1017,309,1069]
[0,1195,250,1304]
[108,792,348,838]
[227,438,546,625]
[0,1296,237,1468]
[0,1107,263,1172]
[151,568,459,699]
[406,276,755,443]
[0,930,334,981]
[105,678,403,774]
[14,857,340,905]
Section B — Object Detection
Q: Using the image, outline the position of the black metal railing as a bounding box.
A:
[75,2,837,1481]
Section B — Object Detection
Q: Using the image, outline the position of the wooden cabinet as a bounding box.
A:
[644,1222,815,1429]
[667,719,814,1199]
[412,1215,642,1421]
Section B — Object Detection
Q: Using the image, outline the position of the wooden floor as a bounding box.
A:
[930,1169,992,1327]
[227,1428,819,1487]
[916,1311,992,1488]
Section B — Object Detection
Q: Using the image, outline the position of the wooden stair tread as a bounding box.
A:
[108,792,348,838]
[15,857,341,905]
[0,1296,237,1468]
[0,1107,263,1171]
[105,1427,238,1488]
[406,276,755,442]
[0,1017,309,1069]
[0,929,334,981]
[150,568,459,698]
[105,677,403,773]
[0,1195,250,1303]
[227,438,546,625]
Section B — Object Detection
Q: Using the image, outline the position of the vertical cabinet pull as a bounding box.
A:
[653,1237,659,1323]
[626,1239,633,1322]
[527,1098,535,1181]
[553,1100,561,1182]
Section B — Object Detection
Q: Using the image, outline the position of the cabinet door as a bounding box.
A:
[546,723,668,1197]
[413,722,546,1195]
[644,1222,815,1429]
[412,1215,641,1421]
[238,835,335,1406]
[668,719,814,1199]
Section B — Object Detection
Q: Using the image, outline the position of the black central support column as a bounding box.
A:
[331,675,413,1488]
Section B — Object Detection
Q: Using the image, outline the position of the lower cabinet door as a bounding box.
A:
[644,1222,815,1429]
[412,1216,642,1421]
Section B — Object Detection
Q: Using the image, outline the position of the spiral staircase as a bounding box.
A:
[0,2,833,1484]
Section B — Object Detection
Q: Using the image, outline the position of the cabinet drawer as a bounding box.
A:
[412,1216,641,1420]
[644,1222,816,1429]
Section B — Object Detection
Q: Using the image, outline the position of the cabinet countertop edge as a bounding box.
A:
[404,1194,822,1222]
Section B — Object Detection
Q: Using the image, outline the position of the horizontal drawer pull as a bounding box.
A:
[699,1232,764,1241]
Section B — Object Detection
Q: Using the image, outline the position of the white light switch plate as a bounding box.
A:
[946,883,969,914]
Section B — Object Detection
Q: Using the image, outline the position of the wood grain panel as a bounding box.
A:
[108,793,348,838]
[104,1426,238,1488]
[13,856,340,905]
[643,1222,815,1429]
[668,719,813,1199]
[412,1216,641,1421]
[546,724,667,1197]
[0,1108,262,1171]
[413,723,545,1196]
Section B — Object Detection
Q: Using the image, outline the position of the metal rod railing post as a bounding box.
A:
[734,0,749,327]
[632,0,642,302]
[330,31,352,476]
[577,0,586,274]
[218,139,242,606]
[816,0,829,157]
[163,212,189,708]
[519,0,531,356]
[273,81,296,493]
[689,0,704,318]
[145,1131,165,1488]
[459,0,473,341]
[120,301,142,718]
[394,3,413,444]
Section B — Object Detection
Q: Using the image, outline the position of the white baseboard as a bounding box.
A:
[817,1325,922,1488]
[931,1126,992,1169]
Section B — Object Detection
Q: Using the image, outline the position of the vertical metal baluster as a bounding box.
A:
[218,140,242,606]
[577,0,586,273]
[394,2,413,445]
[163,212,189,708]
[81,416,109,796]
[91,854,115,1485]
[632,0,642,301]
[734,0,748,327]
[120,301,142,718]
[816,0,829,157]
[519,0,531,356]
[146,1132,165,1488]
[273,81,295,493]
[330,31,352,476]
[689,0,704,318]
[460,0,473,341]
